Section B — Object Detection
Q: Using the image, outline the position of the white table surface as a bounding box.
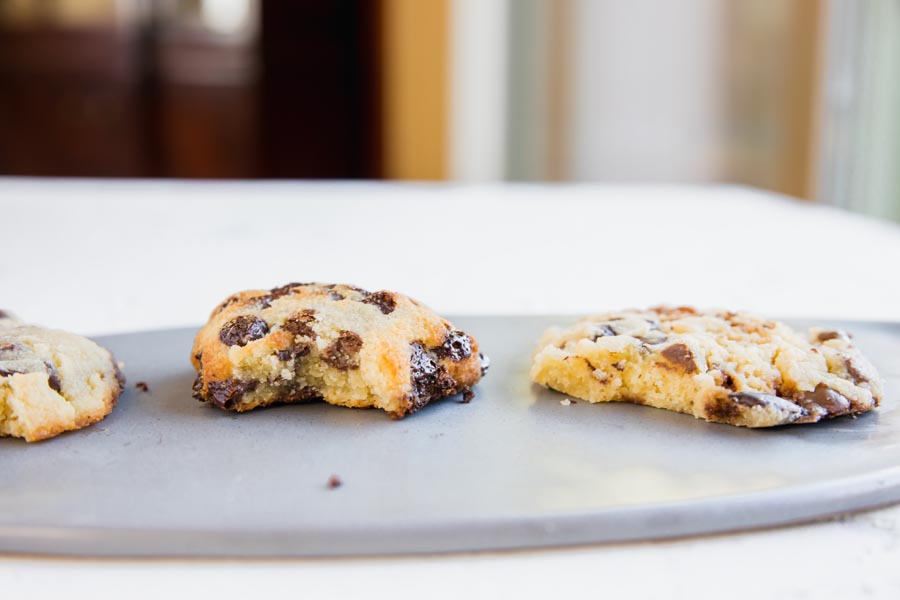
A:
[3,179,900,599]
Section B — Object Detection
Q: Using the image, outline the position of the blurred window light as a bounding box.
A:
[200,0,252,35]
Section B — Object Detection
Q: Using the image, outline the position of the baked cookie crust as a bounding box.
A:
[191,283,488,418]
[0,318,124,442]
[530,306,883,428]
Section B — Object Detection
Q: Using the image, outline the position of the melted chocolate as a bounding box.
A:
[322,331,363,370]
[219,315,269,347]
[361,291,397,315]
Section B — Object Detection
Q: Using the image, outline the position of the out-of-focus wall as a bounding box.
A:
[566,0,727,183]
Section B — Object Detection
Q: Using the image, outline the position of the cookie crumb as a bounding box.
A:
[461,389,475,403]
[326,475,342,489]
[560,399,571,406]
[135,381,149,392]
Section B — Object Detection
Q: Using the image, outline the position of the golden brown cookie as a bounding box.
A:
[0,317,124,442]
[191,283,488,418]
[531,306,882,427]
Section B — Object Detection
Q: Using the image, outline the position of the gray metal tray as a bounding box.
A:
[2,316,899,557]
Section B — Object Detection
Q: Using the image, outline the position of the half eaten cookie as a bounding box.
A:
[530,306,882,428]
[191,283,489,418]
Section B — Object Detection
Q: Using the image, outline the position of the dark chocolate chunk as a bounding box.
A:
[0,368,23,377]
[269,282,310,300]
[135,381,150,392]
[592,324,618,340]
[205,379,258,410]
[361,291,397,315]
[219,315,269,347]
[729,391,783,409]
[44,362,62,393]
[721,372,736,390]
[660,343,697,374]
[280,384,322,404]
[434,330,472,361]
[322,331,363,370]
[795,384,851,416]
[407,342,458,414]
[705,398,742,421]
[479,352,491,376]
[326,475,342,489]
[282,310,317,339]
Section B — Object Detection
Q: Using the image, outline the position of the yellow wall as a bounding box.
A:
[380,0,448,180]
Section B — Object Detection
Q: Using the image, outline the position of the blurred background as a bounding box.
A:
[0,0,896,220]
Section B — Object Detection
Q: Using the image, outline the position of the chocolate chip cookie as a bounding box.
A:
[191,283,488,418]
[531,306,882,427]
[0,317,125,442]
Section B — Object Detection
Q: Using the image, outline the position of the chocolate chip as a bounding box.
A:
[322,331,363,370]
[329,291,344,301]
[192,375,204,399]
[44,362,62,393]
[361,291,397,315]
[729,391,783,408]
[434,330,472,361]
[219,315,269,347]
[205,379,258,410]
[721,372,736,390]
[276,340,313,361]
[282,310,317,339]
[591,324,617,340]
[194,351,203,362]
[725,392,805,421]
[326,475,342,489]
[816,330,845,343]
[845,358,869,384]
[135,381,149,392]
[269,282,310,300]
[280,384,322,404]
[479,352,490,376]
[660,344,697,374]
[407,342,458,414]
[0,368,23,377]
[795,384,851,416]
[705,398,742,421]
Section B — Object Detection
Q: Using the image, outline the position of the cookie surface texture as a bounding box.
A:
[191,283,488,418]
[0,318,124,442]
[530,306,882,427]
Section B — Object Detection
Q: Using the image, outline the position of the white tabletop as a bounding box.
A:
[3,179,900,599]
